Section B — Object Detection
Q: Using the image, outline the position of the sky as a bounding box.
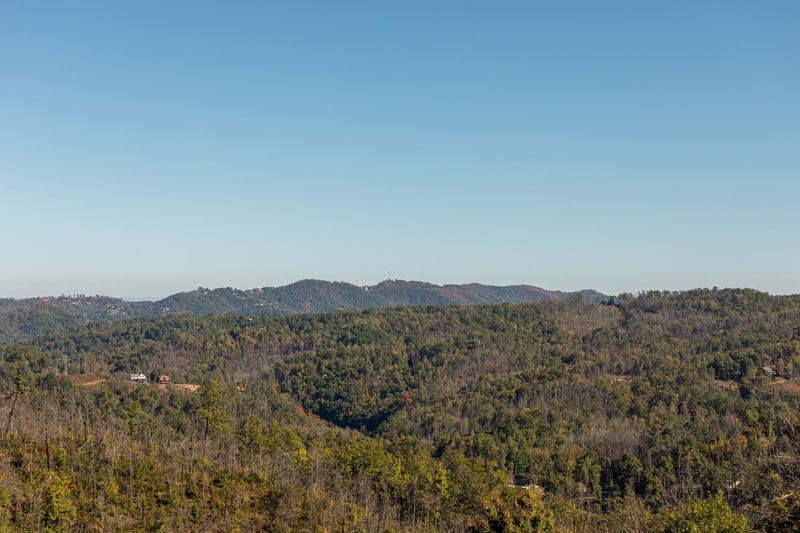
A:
[1,1,798,299]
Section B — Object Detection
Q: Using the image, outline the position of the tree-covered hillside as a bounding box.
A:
[0,280,606,344]
[1,288,799,531]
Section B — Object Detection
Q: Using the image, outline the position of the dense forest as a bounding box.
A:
[0,280,606,345]
[1,288,799,531]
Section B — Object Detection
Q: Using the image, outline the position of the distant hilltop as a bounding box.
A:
[0,279,608,343]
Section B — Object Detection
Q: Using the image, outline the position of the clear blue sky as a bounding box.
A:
[2,1,798,298]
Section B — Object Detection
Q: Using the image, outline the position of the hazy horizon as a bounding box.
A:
[3,277,798,302]
[3,2,798,299]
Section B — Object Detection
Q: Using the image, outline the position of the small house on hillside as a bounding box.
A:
[130,373,147,383]
[158,375,170,384]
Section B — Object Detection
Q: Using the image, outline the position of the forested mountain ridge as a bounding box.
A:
[1,288,800,531]
[0,279,607,343]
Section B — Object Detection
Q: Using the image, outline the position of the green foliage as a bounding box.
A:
[42,472,77,532]
[757,493,800,532]
[661,492,748,533]
[0,289,799,530]
[196,379,231,443]
[0,282,600,343]
[471,489,557,532]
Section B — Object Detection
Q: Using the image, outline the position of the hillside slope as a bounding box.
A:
[0,280,607,342]
[1,289,799,530]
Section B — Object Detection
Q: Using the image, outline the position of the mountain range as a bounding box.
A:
[0,279,607,343]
